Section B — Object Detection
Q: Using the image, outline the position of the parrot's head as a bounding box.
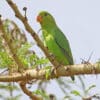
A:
[37,11,56,28]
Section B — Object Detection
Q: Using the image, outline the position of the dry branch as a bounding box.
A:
[0,63,99,82]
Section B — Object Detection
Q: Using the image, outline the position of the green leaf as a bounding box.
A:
[85,84,96,94]
[63,96,71,100]
[0,52,13,68]
[71,90,82,97]
[17,43,36,68]
[33,90,49,99]
[6,94,22,100]
[35,58,49,65]
[17,43,31,56]
[45,66,51,79]
[0,83,20,91]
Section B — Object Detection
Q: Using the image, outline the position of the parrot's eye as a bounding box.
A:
[44,13,48,16]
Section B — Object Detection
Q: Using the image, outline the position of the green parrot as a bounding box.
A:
[37,11,74,80]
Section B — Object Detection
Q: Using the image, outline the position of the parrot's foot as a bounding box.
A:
[51,64,61,78]
[51,68,59,78]
[47,53,57,63]
[48,53,55,59]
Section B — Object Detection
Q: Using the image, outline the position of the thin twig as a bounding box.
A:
[19,81,43,100]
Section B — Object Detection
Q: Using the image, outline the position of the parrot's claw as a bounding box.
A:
[49,53,55,58]
[51,64,61,78]
[47,53,56,62]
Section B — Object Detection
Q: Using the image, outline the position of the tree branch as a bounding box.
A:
[0,63,99,82]
[19,81,43,100]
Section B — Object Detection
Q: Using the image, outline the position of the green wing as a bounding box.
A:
[54,27,74,65]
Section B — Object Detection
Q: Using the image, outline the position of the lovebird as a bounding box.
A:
[37,11,74,80]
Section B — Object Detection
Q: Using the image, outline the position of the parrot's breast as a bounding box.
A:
[44,34,69,65]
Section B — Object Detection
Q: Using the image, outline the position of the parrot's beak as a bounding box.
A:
[37,15,42,23]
